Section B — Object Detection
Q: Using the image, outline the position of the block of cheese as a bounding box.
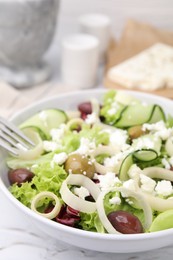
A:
[107,43,173,91]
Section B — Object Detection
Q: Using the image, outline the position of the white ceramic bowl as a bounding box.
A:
[1,89,173,253]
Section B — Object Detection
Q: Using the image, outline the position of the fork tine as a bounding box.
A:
[0,138,19,156]
[0,124,30,149]
[0,117,35,146]
[0,129,31,150]
[0,129,19,147]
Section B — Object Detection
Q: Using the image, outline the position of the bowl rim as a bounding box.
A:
[1,88,173,242]
[9,88,172,121]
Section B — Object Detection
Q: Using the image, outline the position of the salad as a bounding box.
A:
[6,90,173,234]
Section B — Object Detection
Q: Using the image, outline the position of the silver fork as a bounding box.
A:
[0,116,35,156]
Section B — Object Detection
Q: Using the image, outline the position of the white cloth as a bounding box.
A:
[0,81,76,118]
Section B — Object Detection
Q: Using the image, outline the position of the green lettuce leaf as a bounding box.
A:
[79,124,109,146]
[10,162,67,208]
[79,211,105,233]
[100,90,124,125]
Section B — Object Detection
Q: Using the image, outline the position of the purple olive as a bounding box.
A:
[55,205,80,227]
[78,102,92,115]
[107,210,143,234]
[8,168,34,185]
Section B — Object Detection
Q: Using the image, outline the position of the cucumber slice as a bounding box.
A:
[149,209,173,232]
[119,149,159,181]
[20,109,67,139]
[21,126,47,140]
[115,104,154,128]
[133,149,158,162]
[115,91,139,105]
[114,104,165,128]
[132,134,162,156]
[147,105,166,123]
[119,153,133,181]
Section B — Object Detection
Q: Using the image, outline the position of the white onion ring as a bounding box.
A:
[92,145,120,157]
[96,184,152,233]
[142,167,173,181]
[18,131,43,160]
[141,167,173,211]
[31,191,61,219]
[91,98,100,117]
[96,189,121,234]
[142,192,173,212]
[94,161,113,175]
[18,142,43,160]
[118,187,153,230]
[60,174,100,213]
[91,145,120,175]
[165,137,173,156]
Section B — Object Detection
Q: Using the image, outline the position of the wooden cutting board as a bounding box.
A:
[104,20,173,99]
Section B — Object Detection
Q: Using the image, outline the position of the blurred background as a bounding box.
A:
[1,0,173,115]
[58,0,173,39]
[46,0,173,80]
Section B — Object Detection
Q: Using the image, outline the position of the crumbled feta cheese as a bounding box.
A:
[154,128,172,141]
[103,147,134,171]
[123,179,137,192]
[73,186,90,200]
[74,137,96,155]
[128,164,142,180]
[140,174,156,193]
[50,124,66,142]
[142,121,173,140]
[109,196,121,205]
[85,112,99,124]
[125,198,134,205]
[107,107,118,116]
[96,172,122,191]
[133,136,155,150]
[155,180,173,196]
[51,152,68,166]
[31,164,38,169]
[104,153,123,169]
[43,141,60,152]
[142,121,165,132]
[109,129,128,148]
[162,157,171,170]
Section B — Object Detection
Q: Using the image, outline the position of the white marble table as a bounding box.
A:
[1,189,173,260]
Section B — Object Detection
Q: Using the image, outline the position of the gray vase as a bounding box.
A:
[0,0,60,88]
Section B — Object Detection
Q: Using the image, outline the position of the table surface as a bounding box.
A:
[1,1,173,259]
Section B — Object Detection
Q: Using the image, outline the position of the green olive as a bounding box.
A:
[64,154,95,179]
[128,125,145,140]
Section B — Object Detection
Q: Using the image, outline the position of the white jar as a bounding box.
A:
[61,34,99,89]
